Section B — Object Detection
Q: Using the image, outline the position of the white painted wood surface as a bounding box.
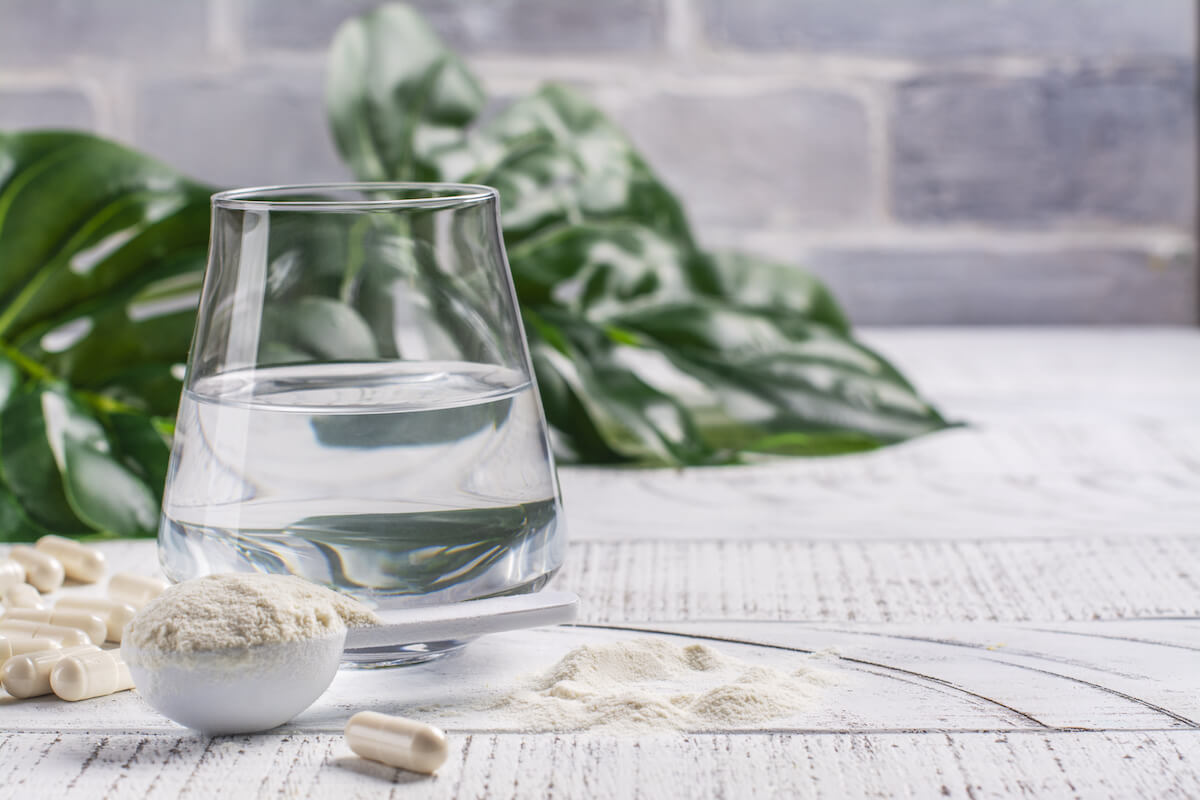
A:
[3,328,1198,799]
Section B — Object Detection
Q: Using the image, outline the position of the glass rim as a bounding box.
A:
[211,181,498,211]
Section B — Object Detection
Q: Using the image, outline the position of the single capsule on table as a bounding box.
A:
[2,644,99,698]
[344,711,449,775]
[8,546,64,593]
[2,583,45,610]
[107,572,169,609]
[51,648,134,701]
[35,535,106,584]
[0,619,93,647]
[1,609,107,647]
[0,559,25,591]
[54,596,136,642]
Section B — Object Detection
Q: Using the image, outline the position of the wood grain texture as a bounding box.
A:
[858,328,1200,413]
[9,620,1198,736]
[555,537,1200,623]
[4,731,1200,800]
[43,535,1200,626]
[558,419,1200,542]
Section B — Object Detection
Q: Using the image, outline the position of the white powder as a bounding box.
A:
[124,573,380,660]
[488,638,834,733]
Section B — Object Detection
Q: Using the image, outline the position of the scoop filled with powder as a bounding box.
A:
[121,575,578,736]
[125,573,379,664]
[122,573,380,735]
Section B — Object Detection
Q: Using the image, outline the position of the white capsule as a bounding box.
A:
[107,572,169,609]
[8,545,64,592]
[344,711,449,774]
[7,636,62,656]
[0,619,92,647]
[1,609,106,646]
[51,648,134,701]
[2,583,45,610]
[2,644,99,698]
[54,596,137,642]
[0,559,25,591]
[35,535,106,584]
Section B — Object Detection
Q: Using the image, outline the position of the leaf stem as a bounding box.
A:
[0,342,52,382]
[0,341,143,417]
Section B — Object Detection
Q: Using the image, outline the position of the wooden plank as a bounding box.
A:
[639,620,1200,731]
[7,622,1200,736]
[857,327,1200,415]
[556,538,1200,623]
[557,421,1200,542]
[18,535,1200,629]
[4,730,1200,800]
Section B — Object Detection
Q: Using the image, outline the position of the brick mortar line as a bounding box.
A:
[207,0,244,66]
[0,51,1185,94]
[227,49,1191,81]
[0,70,118,88]
[438,53,1191,92]
[663,0,700,56]
[4,48,1182,83]
[707,227,1195,254]
[856,82,893,225]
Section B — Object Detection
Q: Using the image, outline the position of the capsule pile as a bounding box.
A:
[3,539,451,773]
[0,536,167,703]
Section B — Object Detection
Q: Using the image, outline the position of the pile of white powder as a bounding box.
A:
[125,573,380,663]
[487,638,834,733]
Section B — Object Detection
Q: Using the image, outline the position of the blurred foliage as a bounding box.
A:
[0,5,949,540]
[327,4,951,465]
[0,132,204,540]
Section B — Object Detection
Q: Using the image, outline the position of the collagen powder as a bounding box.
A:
[490,638,835,733]
[124,573,379,665]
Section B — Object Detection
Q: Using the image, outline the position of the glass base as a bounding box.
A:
[158,513,565,667]
[337,569,558,667]
[157,509,564,605]
[340,638,471,668]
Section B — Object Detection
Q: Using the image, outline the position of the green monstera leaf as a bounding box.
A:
[439,85,695,250]
[326,3,486,183]
[326,2,952,465]
[498,207,946,462]
[0,131,210,539]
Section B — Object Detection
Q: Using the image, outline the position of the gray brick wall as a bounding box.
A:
[892,68,1196,227]
[0,0,1194,325]
[700,0,1193,59]
[618,89,873,227]
[134,70,346,186]
[244,0,667,53]
[0,0,209,67]
[0,88,93,130]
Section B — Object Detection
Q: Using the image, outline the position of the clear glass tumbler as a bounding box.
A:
[158,183,566,665]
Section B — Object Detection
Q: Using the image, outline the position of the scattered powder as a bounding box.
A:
[488,638,835,733]
[125,573,380,658]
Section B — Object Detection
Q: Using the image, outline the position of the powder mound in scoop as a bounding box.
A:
[493,638,835,733]
[125,573,380,654]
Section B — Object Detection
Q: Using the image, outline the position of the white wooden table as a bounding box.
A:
[3,328,1199,799]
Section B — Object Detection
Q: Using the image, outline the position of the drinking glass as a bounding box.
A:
[158,183,566,666]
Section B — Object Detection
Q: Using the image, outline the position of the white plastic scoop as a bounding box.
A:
[345,590,579,653]
[122,591,578,735]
